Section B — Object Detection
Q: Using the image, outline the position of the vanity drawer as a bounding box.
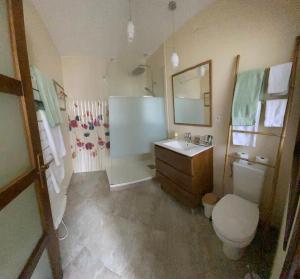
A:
[157,171,201,208]
[156,159,211,194]
[155,145,192,176]
[156,159,192,192]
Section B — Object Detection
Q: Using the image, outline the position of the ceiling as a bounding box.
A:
[31,0,214,66]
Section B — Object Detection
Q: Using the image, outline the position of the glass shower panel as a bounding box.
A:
[0,183,44,279]
[0,93,31,188]
[109,96,167,158]
[0,0,16,77]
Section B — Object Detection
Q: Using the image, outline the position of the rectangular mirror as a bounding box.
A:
[172,60,212,126]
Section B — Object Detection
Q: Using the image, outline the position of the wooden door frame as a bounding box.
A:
[0,0,62,278]
[280,77,300,278]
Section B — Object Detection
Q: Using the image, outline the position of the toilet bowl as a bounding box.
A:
[212,194,259,260]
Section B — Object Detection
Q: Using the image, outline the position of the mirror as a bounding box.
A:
[172,60,212,126]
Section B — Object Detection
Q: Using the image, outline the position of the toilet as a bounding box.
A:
[212,160,266,260]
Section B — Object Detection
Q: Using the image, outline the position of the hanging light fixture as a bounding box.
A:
[169,1,179,68]
[127,0,135,42]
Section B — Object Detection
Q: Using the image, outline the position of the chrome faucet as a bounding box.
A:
[184,132,192,144]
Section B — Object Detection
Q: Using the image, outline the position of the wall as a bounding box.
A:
[146,44,165,97]
[62,55,148,101]
[23,0,73,227]
[157,0,300,227]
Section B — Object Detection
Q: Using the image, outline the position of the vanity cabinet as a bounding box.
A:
[155,145,213,208]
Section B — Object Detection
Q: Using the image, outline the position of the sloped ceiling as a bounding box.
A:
[31,0,214,66]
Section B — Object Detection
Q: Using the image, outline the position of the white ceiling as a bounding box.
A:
[31,0,214,66]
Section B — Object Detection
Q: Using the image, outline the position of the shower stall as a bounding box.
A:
[106,96,167,189]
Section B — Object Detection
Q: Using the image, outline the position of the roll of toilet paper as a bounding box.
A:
[235,152,249,160]
[255,155,269,164]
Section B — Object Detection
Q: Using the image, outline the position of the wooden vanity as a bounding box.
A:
[155,143,213,208]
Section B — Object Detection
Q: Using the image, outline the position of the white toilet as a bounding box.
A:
[212,160,266,260]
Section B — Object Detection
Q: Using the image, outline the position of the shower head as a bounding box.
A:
[131,64,149,76]
[144,87,154,95]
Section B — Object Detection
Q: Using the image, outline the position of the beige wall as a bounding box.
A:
[23,0,73,226]
[62,55,148,101]
[146,45,165,97]
[158,0,300,227]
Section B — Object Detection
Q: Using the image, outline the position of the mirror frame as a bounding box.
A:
[171,59,212,127]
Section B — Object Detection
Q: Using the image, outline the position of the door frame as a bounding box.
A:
[0,0,62,278]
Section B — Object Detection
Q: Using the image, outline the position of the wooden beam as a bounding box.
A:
[19,233,49,279]
[227,154,275,168]
[231,128,280,137]
[0,168,37,210]
[222,55,240,196]
[0,74,22,96]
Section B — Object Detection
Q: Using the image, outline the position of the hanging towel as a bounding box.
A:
[232,69,265,126]
[31,66,62,127]
[264,99,287,127]
[48,163,65,194]
[233,101,261,147]
[268,63,292,95]
[37,110,66,166]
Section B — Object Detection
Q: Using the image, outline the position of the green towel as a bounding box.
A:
[232,69,265,126]
[31,66,62,127]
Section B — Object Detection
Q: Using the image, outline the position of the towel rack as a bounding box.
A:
[222,36,300,230]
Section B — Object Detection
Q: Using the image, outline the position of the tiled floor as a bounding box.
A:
[59,172,276,279]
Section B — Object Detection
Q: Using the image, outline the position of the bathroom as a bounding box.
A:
[1,0,300,278]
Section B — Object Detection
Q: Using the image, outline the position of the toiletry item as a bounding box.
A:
[255,156,269,165]
[194,135,201,145]
[232,69,265,126]
[236,152,249,159]
[198,135,213,146]
[268,63,292,95]
[174,132,178,139]
[264,99,287,127]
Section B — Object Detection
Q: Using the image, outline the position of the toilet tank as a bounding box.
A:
[233,160,266,204]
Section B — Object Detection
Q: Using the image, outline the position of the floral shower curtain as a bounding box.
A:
[68,100,110,173]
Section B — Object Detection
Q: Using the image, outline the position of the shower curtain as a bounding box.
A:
[68,100,110,173]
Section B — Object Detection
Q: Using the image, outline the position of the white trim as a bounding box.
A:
[109,176,153,191]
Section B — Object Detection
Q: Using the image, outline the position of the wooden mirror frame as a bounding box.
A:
[171,60,212,127]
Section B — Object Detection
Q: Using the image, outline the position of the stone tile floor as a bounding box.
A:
[59,172,276,279]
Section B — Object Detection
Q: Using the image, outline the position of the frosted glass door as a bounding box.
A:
[109,96,167,158]
[0,1,59,278]
[0,184,44,278]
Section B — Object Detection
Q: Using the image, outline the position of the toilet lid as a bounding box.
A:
[212,194,259,243]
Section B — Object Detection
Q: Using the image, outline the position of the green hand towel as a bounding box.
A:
[31,66,62,127]
[232,69,265,126]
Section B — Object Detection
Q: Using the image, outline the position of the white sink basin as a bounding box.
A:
[155,139,212,157]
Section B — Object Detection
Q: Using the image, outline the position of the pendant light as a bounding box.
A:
[127,0,135,42]
[169,1,179,68]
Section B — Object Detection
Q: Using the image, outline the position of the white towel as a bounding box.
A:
[48,163,65,194]
[38,110,66,166]
[264,99,287,127]
[268,63,292,95]
[233,102,261,147]
[38,110,66,194]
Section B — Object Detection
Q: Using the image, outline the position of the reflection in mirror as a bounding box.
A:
[172,60,212,126]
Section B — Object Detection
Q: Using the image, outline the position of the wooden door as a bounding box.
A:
[0,0,62,278]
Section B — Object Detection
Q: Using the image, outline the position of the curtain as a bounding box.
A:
[68,100,110,173]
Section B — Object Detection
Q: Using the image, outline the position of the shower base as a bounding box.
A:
[106,158,155,190]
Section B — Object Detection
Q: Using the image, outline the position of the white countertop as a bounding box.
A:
[154,139,213,157]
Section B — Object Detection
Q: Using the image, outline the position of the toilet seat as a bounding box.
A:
[212,194,259,246]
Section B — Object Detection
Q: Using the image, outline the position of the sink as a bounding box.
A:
[163,140,198,151]
[155,139,212,157]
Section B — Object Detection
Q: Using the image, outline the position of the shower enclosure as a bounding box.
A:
[107,96,167,188]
